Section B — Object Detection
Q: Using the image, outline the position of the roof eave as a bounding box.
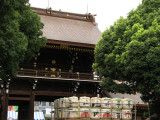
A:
[47,39,95,48]
[31,7,97,24]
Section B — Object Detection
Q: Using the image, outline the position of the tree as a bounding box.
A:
[0,0,46,80]
[93,0,160,118]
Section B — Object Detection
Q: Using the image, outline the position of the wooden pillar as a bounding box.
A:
[0,94,2,120]
[0,89,8,120]
[18,106,22,120]
[28,91,35,120]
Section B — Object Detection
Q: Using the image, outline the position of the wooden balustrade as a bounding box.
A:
[17,69,100,81]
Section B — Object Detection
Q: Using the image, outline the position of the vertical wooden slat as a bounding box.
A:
[29,91,35,120]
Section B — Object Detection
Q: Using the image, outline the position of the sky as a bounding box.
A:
[29,0,142,32]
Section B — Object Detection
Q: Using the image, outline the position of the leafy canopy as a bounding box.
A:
[94,0,160,103]
[0,0,46,80]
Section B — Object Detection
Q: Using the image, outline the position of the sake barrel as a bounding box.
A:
[101,109,112,119]
[101,97,112,108]
[122,98,133,109]
[59,98,64,108]
[112,109,122,119]
[80,108,90,118]
[54,99,59,109]
[54,109,58,119]
[122,109,132,120]
[54,100,57,109]
[57,99,60,108]
[68,96,79,107]
[67,108,79,118]
[79,96,90,108]
[59,97,69,108]
[91,97,101,108]
[61,108,67,118]
[57,109,61,118]
[112,98,122,109]
[90,108,100,119]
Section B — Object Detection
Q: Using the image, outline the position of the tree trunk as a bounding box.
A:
[150,101,160,120]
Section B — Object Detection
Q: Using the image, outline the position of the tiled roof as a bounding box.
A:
[108,92,147,104]
[32,7,102,45]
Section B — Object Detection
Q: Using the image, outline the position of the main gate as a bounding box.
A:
[0,7,102,120]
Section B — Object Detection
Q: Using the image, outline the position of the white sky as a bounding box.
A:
[29,0,142,32]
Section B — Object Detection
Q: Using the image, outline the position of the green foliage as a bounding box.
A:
[0,0,46,80]
[143,111,149,119]
[94,0,160,107]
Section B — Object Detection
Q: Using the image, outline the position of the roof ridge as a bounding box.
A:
[31,7,97,25]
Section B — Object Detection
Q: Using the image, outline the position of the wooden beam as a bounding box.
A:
[31,7,93,22]
[135,104,148,107]
[35,91,96,97]
[35,91,73,96]
[47,39,95,48]
[75,94,97,97]
[8,97,30,101]
[9,90,96,97]
[9,90,30,95]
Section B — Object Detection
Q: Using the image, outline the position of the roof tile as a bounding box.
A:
[32,7,102,45]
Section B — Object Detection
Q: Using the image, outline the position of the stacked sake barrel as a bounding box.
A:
[101,97,112,119]
[59,97,69,119]
[111,98,133,120]
[121,98,133,120]
[54,96,133,120]
[67,96,79,119]
[55,96,79,119]
[54,97,68,119]
[112,98,123,120]
[54,96,92,119]
[90,97,101,119]
[54,99,59,119]
[79,96,91,119]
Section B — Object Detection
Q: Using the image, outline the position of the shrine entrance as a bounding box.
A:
[0,6,102,120]
[2,76,101,120]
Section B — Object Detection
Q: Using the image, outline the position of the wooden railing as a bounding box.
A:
[17,69,100,81]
